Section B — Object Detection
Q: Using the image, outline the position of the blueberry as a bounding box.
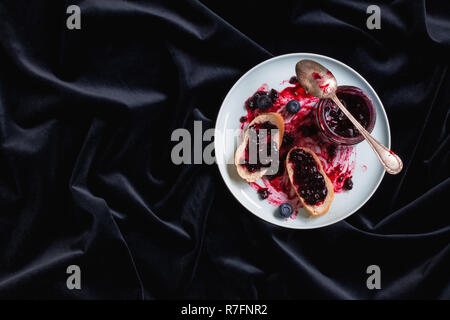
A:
[286,100,301,114]
[279,203,294,218]
[257,95,272,110]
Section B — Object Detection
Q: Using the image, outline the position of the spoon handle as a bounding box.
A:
[331,95,403,175]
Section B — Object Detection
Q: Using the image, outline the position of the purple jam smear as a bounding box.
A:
[289,149,327,205]
[324,91,370,138]
[242,121,279,173]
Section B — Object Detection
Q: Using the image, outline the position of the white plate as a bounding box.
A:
[215,53,390,229]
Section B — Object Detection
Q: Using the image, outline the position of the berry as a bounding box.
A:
[269,89,279,102]
[286,100,300,114]
[257,95,272,110]
[254,91,265,98]
[279,203,294,218]
[343,177,353,190]
[240,116,248,123]
[289,76,298,84]
[257,188,269,199]
[245,98,257,110]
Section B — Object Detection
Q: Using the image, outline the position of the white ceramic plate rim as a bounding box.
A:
[215,53,390,229]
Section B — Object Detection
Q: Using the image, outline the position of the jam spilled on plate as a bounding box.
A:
[289,149,327,205]
[240,80,356,218]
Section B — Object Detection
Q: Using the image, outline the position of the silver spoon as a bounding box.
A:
[295,59,403,175]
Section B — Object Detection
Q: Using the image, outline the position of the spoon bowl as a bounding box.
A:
[295,60,337,99]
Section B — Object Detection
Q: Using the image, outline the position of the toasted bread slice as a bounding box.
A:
[235,113,285,182]
[286,147,334,216]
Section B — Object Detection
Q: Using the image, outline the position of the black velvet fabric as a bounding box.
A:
[0,0,449,299]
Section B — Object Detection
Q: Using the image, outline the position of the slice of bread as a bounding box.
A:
[286,147,334,216]
[235,113,285,182]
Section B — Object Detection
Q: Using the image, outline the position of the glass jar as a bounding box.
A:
[316,85,376,145]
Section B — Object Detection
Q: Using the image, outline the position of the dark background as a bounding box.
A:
[0,0,448,299]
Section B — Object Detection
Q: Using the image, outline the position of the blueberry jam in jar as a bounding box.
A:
[316,86,376,145]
